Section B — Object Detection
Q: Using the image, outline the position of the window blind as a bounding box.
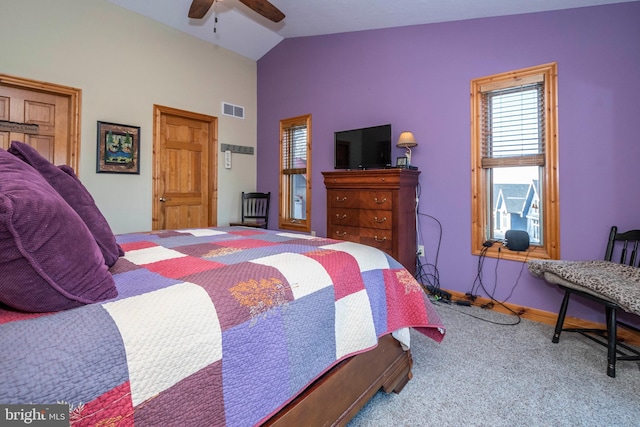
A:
[481,82,545,168]
[282,124,307,174]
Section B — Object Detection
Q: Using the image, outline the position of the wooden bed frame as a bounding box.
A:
[265,334,413,426]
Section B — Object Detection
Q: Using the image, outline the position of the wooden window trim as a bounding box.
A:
[279,114,311,232]
[470,63,559,261]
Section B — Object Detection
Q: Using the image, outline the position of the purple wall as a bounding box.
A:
[257,2,640,323]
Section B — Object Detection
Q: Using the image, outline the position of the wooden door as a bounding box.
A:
[0,74,80,171]
[152,105,217,230]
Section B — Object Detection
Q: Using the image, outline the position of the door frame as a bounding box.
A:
[152,104,218,230]
[0,73,81,172]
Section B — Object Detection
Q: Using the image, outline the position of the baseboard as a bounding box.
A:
[445,289,640,347]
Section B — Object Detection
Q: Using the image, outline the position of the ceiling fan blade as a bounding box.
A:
[238,0,285,23]
[188,0,215,19]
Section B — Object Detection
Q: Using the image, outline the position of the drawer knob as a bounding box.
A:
[335,196,348,203]
[374,197,387,204]
[335,230,347,237]
[336,214,348,220]
[374,235,387,242]
[374,216,387,223]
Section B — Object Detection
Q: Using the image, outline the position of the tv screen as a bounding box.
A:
[334,124,392,169]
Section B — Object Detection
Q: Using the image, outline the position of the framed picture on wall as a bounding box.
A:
[96,121,140,174]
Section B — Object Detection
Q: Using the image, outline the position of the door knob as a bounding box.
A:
[159,197,166,202]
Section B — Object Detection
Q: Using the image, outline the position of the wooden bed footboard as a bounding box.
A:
[264,334,413,426]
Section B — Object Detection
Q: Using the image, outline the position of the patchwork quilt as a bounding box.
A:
[0,227,444,427]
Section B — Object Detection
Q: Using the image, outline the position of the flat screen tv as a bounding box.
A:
[334,124,392,170]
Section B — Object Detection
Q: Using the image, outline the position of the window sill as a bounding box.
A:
[472,244,552,262]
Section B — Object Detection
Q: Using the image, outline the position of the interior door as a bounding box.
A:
[152,105,217,230]
[0,74,80,171]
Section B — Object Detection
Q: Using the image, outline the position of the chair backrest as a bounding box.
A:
[241,192,270,225]
[605,226,640,267]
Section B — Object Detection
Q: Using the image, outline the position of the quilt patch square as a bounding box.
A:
[103,283,222,406]
[250,252,333,299]
[144,256,224,279]
[222,312,290,427]
[172,242,223,258]
[334,289,377,359]
[282,287,337,393]
[120,240,158,252]
[109,269,182,300]
[306,249,365,300]
[176,228,228,237]
[320,241,390,272]
[227,228,267,236]
[109,257,143,275]
[187,262,293,331]
[70,381,133,427]
[218,238,279,250]
[0,304,128,404]
[124,245,187,265]
[133,362,224,427]
[383,269,429,332]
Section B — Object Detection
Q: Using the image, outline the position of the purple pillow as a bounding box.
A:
[0,149,117,312]
[8,141,123,266]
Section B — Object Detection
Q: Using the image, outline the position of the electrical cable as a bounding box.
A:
[430,296,521,326]
[467,244,540,324]
[413,182,444,295]
[412,182,524,325]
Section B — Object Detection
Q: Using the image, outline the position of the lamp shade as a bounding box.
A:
[396,131,417,148]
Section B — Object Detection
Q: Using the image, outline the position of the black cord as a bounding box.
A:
[501,248,534,303]
[413,181,522,325]
[414,182,444,293]
[415,212,443,288]
[468,244,541,324]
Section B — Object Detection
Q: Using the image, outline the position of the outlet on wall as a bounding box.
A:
[417,245,425,257]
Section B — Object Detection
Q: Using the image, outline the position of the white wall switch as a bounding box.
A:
[224,150,232,169]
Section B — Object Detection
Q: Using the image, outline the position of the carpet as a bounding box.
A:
[349,301,640,426]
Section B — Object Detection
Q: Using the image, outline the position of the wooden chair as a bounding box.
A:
[528,226,640,377]
[229,192,270,229]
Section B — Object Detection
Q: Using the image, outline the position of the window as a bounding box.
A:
[279,114,311,232]
[471,63,559,260]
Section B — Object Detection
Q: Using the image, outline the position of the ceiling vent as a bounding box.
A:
[222,102,244,119]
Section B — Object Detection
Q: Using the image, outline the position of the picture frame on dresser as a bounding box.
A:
[96,121,140,174]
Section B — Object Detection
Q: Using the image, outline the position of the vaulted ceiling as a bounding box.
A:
[107,0,635,60]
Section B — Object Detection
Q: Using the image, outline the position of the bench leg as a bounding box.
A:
[553,290,571,344]
[606,306,617,378]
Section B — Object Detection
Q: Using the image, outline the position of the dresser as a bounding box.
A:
[322,169,420,275]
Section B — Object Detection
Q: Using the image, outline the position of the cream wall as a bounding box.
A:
[0,0,258,233]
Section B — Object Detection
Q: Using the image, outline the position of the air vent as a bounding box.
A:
[222,102,244,119]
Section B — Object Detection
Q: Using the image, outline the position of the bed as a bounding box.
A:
[0,227,444,426]
[0,142,444,426]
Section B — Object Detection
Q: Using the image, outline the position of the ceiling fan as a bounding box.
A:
[188,0,285,23]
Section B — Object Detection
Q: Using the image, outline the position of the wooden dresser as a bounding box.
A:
[322,169,420,275]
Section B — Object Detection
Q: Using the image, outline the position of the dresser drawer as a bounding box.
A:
[330,209,359,227]
[328,225,360,243]
[359,227,393,251]
[329,190,360,209]
[359,191,393,210]
[359,209,392,230]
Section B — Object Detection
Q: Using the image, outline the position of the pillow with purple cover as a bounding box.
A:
[8,141,123,266]
[0,148,117,312]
